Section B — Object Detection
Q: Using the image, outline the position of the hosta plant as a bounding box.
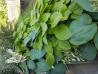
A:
[14,0,98,74]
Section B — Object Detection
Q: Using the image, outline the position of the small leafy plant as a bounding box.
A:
[14,0,98,74]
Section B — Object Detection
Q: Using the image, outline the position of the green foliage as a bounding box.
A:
[75,0,98,12]
[49,12,62,28]
[27,60,36,70]
[54,24,72,40]
[36,59,49,72]
[14,0,98,74]
[46,53,55,67]
[0,0,7,31]
[50,63,66,74]
[94,31,98,50]
[79,43,97,61]
[29,49,45,60]
[69,14,97,45]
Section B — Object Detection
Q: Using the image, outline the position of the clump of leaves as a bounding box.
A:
[14,0,98,74]
[0,0,7,31]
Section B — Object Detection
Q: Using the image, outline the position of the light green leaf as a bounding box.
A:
[43,34,48,44]
[33,36,43,50]
[40,13,51,22]
[79,43,97,61]
[49,12,62,28]
[40,22,48,36]
[54,24,71,40]
[51,1,70,20]
[69,14,97,45]
[54,47,63,58]
[27,60,36,70]
[46,53,55,67]
[57,40,71,51]
[61,9,71,20]
[45,41,53,54]
[94,31,98,50]
[51,1,67,12]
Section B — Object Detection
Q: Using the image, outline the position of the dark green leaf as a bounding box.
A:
[69,14,97,45]
[36,59,49,72]
[94,31,98,50]
[30,49,45,60]
[75,0,96,12]
[27,60,36,70]
[50,63,66,74]
[79,43,97,61]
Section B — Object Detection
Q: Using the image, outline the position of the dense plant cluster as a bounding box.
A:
[0,0,7,32]
[14,0,98,74]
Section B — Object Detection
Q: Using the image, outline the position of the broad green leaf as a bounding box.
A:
[40,13,51,22]
[50,63,66,74]
[30,49,45,60]
[36,59,49,72]
[79,43,97,61]
[61,9,71,20]
[57,40,71,51]
[33,37,43,50]
[51,1,67,12]
[49,12,62,28]
[69,14,97,45]
[68,2,79,11]
[50,37,58,47]
[51,1,70,20]
[54,24,71,40]
[46,53,55,67]
[27,60,36,70]
[45,41,53,53]
[40,22,48,36]
[73,7,83,15]
[71,6,83,19]
[54,47,63,58]
[94,31,98,50]
[75,0,96,12]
